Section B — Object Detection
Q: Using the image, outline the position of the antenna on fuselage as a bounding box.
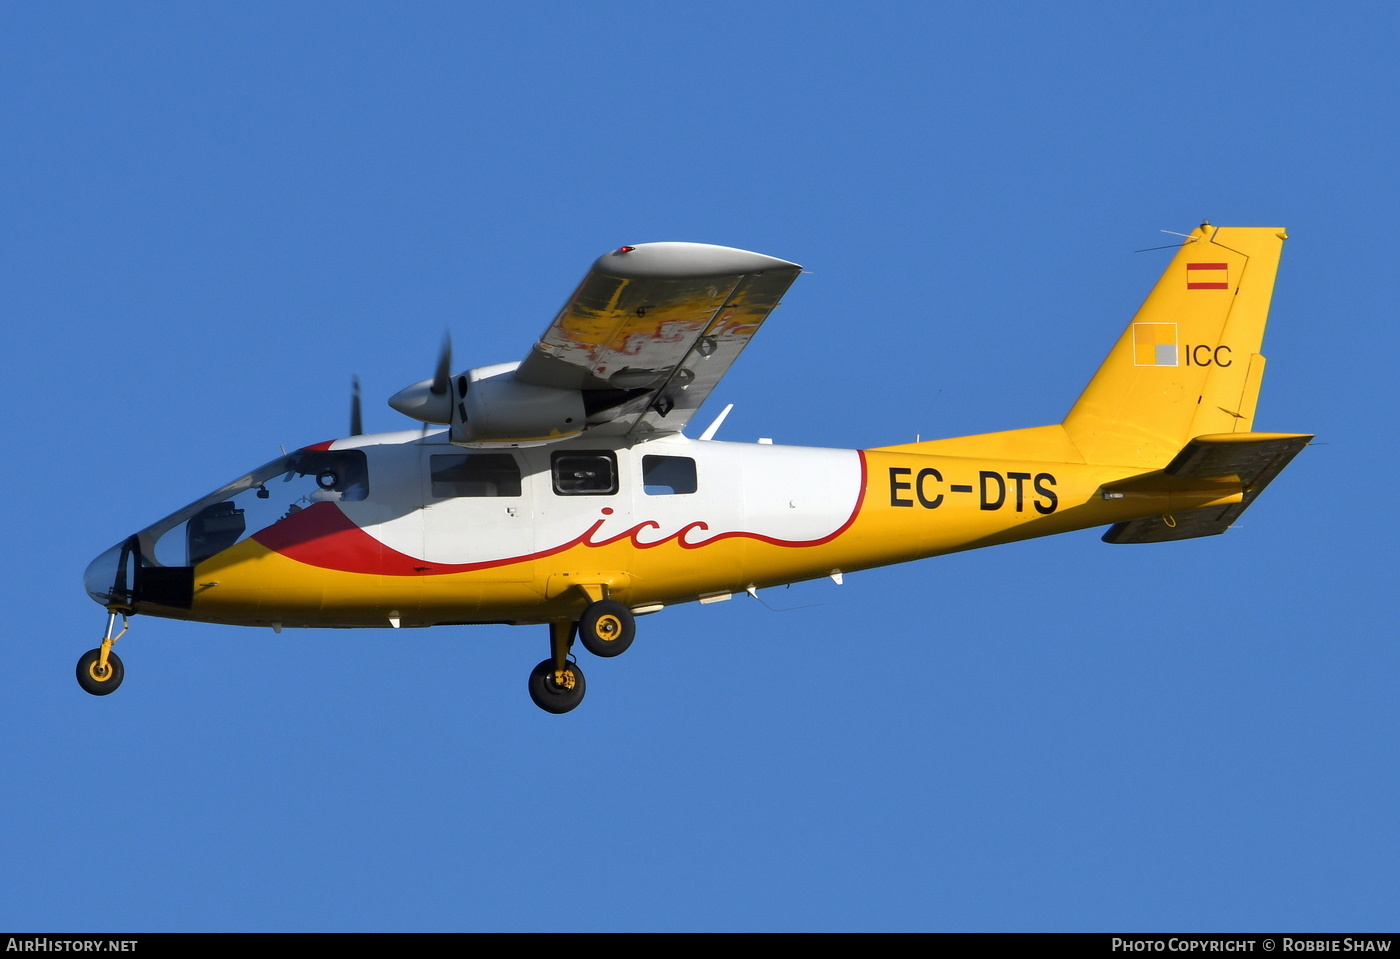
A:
[743,585,823,613]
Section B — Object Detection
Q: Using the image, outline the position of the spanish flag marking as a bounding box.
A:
[1133,323,1179,367]
[1186,262,1229,290]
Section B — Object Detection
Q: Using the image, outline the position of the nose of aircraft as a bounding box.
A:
[83,541,128,606]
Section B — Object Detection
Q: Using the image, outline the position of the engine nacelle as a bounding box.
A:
[389,362,586,445]
[451,363,585,445]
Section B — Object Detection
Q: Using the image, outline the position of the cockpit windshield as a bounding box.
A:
[140,448,369,568]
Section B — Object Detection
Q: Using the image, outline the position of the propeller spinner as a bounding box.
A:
[388,333,455,425]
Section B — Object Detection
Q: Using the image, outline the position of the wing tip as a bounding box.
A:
[596,242,801,278]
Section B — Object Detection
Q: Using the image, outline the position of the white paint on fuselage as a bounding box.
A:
[332,432,862,566]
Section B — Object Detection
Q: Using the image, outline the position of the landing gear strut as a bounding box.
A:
[77,609,129,696]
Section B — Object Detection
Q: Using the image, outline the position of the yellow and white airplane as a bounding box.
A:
[80,223,1309,712]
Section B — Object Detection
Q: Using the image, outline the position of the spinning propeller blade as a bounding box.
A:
[431,332,452,397]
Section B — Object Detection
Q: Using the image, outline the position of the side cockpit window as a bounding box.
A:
[642,455,697,495]
[431,453,522,497]
[148,447,371,569]
[187,502,246,566]
[552,451,618,495]
[289,449,369,502]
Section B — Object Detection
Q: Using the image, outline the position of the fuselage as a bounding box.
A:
[84,427,1231,630]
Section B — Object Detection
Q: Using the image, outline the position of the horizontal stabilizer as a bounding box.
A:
[1102,432,1311,544]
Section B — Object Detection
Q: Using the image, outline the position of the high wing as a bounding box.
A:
[514,242,803,438]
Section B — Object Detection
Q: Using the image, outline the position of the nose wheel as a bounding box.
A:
[77,609,129,696]
[77,648,124,695]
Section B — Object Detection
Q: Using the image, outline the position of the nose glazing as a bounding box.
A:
[83,541,129,606]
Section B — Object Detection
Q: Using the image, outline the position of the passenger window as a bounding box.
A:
[552,451,618,495]
[431,453,522,497]
[642,455,697,495]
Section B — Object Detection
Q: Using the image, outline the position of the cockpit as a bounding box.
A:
[152,448,369,567]
[84,447,370,607]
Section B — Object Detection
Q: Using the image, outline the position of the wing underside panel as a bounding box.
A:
[515,243,802,437]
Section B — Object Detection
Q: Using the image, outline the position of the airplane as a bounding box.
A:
[79,223,1310,713]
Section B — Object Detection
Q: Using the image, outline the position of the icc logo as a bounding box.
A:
[1184,344,1233,367]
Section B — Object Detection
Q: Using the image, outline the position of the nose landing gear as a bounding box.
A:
[77,609,129,696]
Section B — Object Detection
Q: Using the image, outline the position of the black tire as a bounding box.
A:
[527,658,586,714]
[76,648,124,696]
[577,600,635,658]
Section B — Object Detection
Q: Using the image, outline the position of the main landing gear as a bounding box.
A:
[527,599,637,714]
[577,599,635,657]
[77,609,129,696]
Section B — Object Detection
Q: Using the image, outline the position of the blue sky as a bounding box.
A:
[2,2,1396,932]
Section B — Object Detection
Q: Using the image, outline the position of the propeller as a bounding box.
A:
[350,376,363,436]
[431,332,452,398]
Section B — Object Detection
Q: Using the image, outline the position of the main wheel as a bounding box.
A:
[577,600,635,658]
[76,648,124,696]
[528,658,586,714]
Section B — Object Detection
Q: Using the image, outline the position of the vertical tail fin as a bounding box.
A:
[1062,223,1287,467]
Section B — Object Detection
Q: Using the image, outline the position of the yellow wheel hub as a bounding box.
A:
[594,615,622,641]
